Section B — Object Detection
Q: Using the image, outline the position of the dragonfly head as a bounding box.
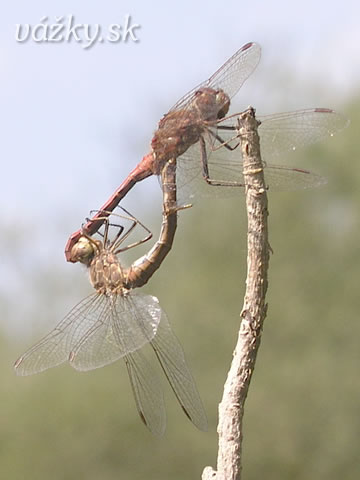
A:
[70,236,100,266]
[193,87,230,121]
[215,89,230,119]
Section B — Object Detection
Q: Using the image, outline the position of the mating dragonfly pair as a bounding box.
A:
[15,42,348,435]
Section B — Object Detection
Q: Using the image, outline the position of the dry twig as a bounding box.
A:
[202,108,270,480]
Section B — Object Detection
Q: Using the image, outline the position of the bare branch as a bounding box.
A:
[202,108,270,480]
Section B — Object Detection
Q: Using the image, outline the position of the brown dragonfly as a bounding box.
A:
[15,163,206,436]
[65,41,348,260]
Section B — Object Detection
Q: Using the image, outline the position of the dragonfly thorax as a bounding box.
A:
[89,251,126,295]
[150,88,230,173]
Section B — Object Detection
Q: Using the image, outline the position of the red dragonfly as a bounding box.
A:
[65,41,348,260]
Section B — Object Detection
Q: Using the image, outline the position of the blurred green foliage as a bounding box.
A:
[1,98,359,479]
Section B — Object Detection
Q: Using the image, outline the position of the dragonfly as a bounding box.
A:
[65,41,349,260]
[15,163,206,436]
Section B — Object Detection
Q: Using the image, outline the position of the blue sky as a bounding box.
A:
[1,0,359,334]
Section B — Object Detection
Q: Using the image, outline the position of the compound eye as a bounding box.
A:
[70,236,95,265]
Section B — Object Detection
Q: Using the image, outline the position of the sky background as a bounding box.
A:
[1,0,359,334]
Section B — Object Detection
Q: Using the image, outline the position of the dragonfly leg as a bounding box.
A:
[82,213,125,245]
[207,127,240,152]
[112,207,153,254]
[164,203,193,215]
[80,209,153,255]
[87,211,126,238]
[199,136,245,188]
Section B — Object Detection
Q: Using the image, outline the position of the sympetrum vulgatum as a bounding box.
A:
[16,163,205,435]
[65,42,349,260]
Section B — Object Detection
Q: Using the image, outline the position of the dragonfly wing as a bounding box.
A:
[71,293,162,371]
[205,42,261,101]
[175,139,327,202]
[150,309,208,431]
[203,140,327,191]
[170,42,261,113]
[257,108,350,160]
[174,107,349,200]
[204,142,327,190]
[69,294,129,371]
[112,293,162,351]
[264,163,326,189]
[124,350,166,437]
[14,293,99,375]
[175,141,245,203]
[216,108,349,160]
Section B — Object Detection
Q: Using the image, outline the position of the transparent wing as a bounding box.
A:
[150,308,208,431]
[216,108,349,159]
[258,108,350,158]
[169,42,261,113]
[173,149,324,204]
[14,293,101,376]
[173,108,348,202]
[124,350,166,437]
[70,293,162,371]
